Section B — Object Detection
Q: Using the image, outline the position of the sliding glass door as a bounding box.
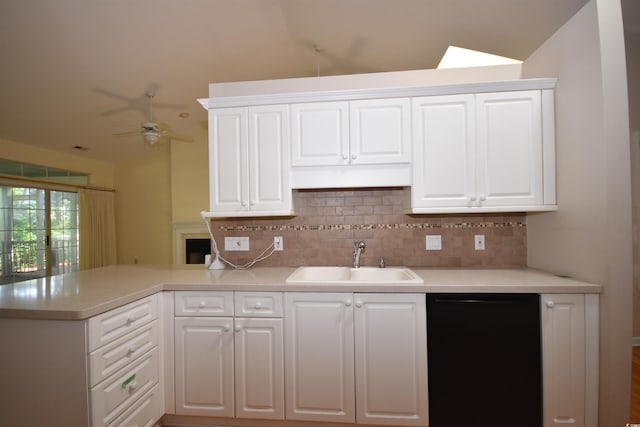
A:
[0,185,79,284]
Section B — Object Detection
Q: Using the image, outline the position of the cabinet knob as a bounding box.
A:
[126,315,136,325]
[479,194,487,202]
[198,301,206,308]
[351,154,357,160]
[224,323,231,332]
[355,300,363,308]
[235,324,242,332]
[254,302,262,309]
[342,155,348,160]
[546,301,555,308]
[344,299,352,307]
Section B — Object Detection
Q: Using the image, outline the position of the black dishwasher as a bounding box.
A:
[426,293,542,427]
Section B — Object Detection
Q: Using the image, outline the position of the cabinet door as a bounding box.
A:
[476,90,543,207]
[284,292,355,423]
[235,318,284,420]
[174,317,234,417]
[209,108,248,214]
[350,98,411,165]
[291,101,349,166]
[354,294,428,426]
[541,294,585,427]
[411,94,476,208]
[248,105,291,213]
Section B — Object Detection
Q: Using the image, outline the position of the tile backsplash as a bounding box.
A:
[210,188,526,268]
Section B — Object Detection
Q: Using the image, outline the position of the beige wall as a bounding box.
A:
[169,131,209,224]
[523,1,632,425]
[0,137,115,188]
[115,145,173,264]
[625,28,640,337]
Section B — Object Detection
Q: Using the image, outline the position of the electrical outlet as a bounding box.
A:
[274,236,283,251]
[474,235,485,250]
[225,236,250,251]
[426,235,442,250]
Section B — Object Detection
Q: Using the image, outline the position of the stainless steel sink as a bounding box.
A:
[286,266,423,284]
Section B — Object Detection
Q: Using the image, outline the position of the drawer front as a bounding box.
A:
[90,320,159,387]
[91,348,159,427]
[174,291,233,317]
[89,295,158,351]
[107,384,162,427]
[235,292,283,317]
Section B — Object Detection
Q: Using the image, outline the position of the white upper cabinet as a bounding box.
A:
[291,101,349,166]
[476,90,543,207]
[201,77,556,214]
[208,105,291,217]
[412,94,476,209]
[411,89,555,213]
[291,99,410,167]
[349,98,411,165]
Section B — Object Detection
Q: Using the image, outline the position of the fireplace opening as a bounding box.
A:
[185,238,211,264]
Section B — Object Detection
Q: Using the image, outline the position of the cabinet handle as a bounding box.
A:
[127,344,139,356]
[553,417,576,424]
[351,154,357,160]
[546,301,555,308]
[126,315,136,325]
[479,194,486,202]
[344,299,352,307]
[355,300,363,308]
[235,324,242,332]
[198,301,206,308]
[224,323,231,332]
[342,155,348,160]
[254,301,262,309]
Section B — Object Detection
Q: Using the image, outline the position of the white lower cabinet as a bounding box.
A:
[284,292,428,426]
[174,316,235,416]
[284,292,356,423]
[173,291,284,419]
[542,294,599,427]
[354,294,428,426]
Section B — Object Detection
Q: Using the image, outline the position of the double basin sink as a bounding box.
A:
[286,266,423,285]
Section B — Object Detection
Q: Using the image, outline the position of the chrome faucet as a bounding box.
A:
[353,241,366,268]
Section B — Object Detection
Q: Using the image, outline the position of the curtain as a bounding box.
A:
[79,189,117,269]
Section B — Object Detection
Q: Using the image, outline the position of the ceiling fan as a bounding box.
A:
[113,92,193,146]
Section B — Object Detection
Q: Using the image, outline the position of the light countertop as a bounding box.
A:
[0,265,601,320]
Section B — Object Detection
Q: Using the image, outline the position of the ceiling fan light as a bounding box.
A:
[143,131,160,145]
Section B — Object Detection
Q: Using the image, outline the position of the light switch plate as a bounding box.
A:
[426,235,442,250]
[225,236,250,251]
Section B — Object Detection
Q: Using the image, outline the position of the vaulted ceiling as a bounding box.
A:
[0,0,599,164]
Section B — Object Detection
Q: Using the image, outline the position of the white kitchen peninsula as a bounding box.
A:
[0,265,600,427]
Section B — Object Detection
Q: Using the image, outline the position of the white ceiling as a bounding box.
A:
[0,0,601,164]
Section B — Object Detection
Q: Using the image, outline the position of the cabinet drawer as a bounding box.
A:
[89,295,158,351]
[90,320,159,387]
[91,348,159,427]
[107,384,162,427]
[235,292,283,317]
[174,291,233,316]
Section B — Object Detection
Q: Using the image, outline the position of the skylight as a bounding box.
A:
[437,46,523,69]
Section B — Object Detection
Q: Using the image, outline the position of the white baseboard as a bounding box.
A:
[632,336,640,346]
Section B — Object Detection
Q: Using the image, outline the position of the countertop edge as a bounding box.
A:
[0,266,602,321]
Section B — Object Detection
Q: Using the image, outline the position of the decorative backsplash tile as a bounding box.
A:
[210,188,526,268]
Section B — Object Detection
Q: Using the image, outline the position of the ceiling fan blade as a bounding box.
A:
[113,130,141,137]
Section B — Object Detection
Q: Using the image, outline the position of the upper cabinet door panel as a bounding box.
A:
[291,102,349,166]
[248,105,291,211]
[476,90,543,206]
[412,94,476,208]
[209,108,248,213]
[349,98,411,165]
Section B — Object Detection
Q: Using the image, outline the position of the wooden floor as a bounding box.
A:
[632,346,640,422]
